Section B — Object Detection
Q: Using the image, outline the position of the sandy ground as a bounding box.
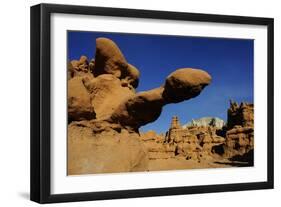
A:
[147,157,248,172]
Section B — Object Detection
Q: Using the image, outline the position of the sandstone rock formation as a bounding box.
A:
[140,116,226,163]
[68,76,96,122]
[68,121,148,175]
[110,68,211,131]
[67,37,212,174]
[223,101,254,164]
[140,130,175,160]
[139,101,254,169]
[227,100,254,128]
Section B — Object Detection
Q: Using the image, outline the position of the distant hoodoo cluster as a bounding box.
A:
[140,101,254,167]
[141,116,225,161]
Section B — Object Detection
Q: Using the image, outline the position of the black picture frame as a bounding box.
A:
[30,3,274,204]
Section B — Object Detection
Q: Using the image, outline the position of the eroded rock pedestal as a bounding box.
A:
[67,37,212,175]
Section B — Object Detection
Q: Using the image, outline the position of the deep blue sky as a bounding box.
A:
[68,31,254,133]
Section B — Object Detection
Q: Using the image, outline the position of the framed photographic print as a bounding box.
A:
[30,3,274,203]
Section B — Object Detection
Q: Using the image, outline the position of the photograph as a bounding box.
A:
[30,3,274,203]
[67,31,254,175]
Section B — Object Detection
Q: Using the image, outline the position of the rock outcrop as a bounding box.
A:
[223,101,254,164]
[68,76,96,122]
[68,121,148,175]
[139,100,254,168]
[67,37,212,174]
[110,68,211,131]
[140,131,174,160]
[227,100,254,128]
[140,116,225,162]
